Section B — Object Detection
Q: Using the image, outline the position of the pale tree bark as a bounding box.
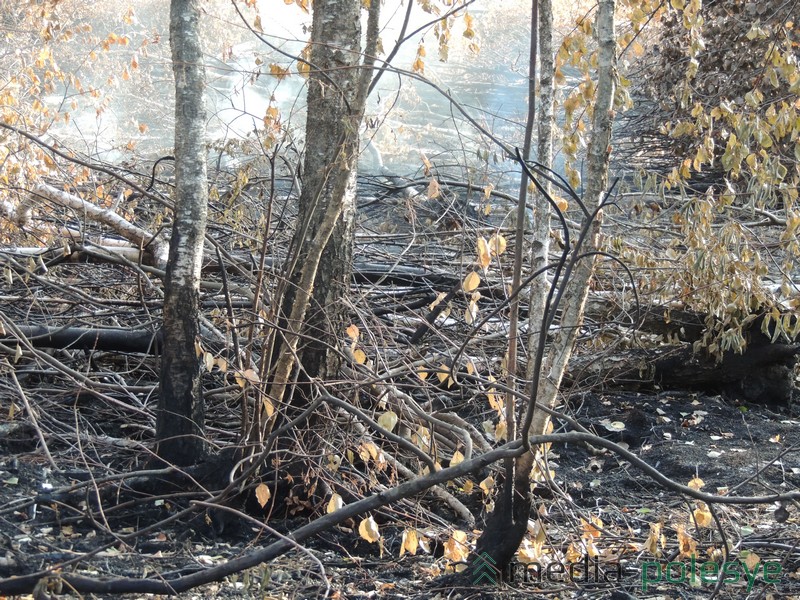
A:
[262,0,380,425]
[526,0,617,439]
[525,0,555,385]
[156,0,208,465]
[472,0,617,575]
[286,0,363,381]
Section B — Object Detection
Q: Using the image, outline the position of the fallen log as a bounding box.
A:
[3,325,160,354]
[565,339,799,404]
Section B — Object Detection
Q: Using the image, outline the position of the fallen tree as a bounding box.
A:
[565,341,799,404]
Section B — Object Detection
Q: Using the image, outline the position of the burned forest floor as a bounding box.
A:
[0,387,797,599]
[0,174,799,599]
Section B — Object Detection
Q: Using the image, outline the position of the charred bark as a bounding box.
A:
[472,452,534,579]
[279,0,365,381]
[156,0,209,465]
[4,326,159,353]
[565,341,799,404]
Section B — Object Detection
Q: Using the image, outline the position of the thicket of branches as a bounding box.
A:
[0,1,798,597]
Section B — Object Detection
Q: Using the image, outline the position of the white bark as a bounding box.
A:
[525,0,555,384]
[156,0,209,464]
[31,183,169,267]
[527,0,617,438]
[261,0,380,429]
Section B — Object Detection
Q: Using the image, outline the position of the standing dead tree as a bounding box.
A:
[156,0,210,466]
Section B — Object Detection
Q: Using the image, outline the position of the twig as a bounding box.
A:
[8,365,57,471]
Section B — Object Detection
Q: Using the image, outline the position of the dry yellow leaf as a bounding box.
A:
[358,516,380,543]
[427,178,441,199]
[464,301,478,325]
[488,234,507,256]
[642,522,662,555]
[687,477,705,490]
[420,153,432,175]
[254,483,271,508]
[353,348,367,364]
[359,442,380,462]
[462,271,481,292]
[450,450,465,466]
[429,291,446,310]
[494,420,507,441]
[743,551,760,570]
[565,541,582,563]
[581,516,603,540]
[486,388,502,415]
[436,364,451,387]
[327,493,344,514]
[261,397,275,418]
[442,530,469,562]
[268,63,290,80]
[517,538,540,563]
[694,503,713,528]
[400,529,418,557]
[377,410,398,433]
[477,236,491,269]
[234,368,260,389]
[327,454,341,473]
[345,324,360,340]
[677,524,697,558]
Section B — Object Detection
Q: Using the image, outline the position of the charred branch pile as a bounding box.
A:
[569,301,799,405]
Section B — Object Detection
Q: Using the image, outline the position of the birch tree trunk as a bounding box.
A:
[156,0,208,465]
[527,0,617,439]
[525,0,555,385]
[262,0,379,426]
[473,0,617,576]
[287,0,363,381]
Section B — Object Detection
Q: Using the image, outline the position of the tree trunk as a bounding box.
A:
[526,0,555,384]
[473,0,539,577]
[287,0,370,381]
[156,0,208,465]
[527,0,617,440]
[474,0,617,578]
[260,0,379,428]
